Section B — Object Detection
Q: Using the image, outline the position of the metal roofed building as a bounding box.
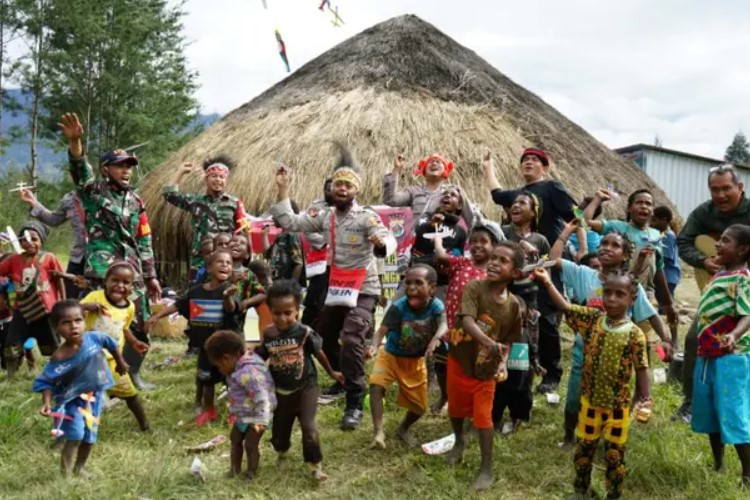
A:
[614,143,750,218]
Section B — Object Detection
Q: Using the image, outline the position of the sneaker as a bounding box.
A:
[196,407,218,426]
[340,408,363,431]
[671,401,692,424]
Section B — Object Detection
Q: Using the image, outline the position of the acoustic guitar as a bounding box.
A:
[694,234,718,292]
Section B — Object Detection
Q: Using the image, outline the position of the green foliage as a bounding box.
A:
[725,131,750,166]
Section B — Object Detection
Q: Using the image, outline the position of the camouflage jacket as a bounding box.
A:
[163,185,247,270]
[69,153,156,281]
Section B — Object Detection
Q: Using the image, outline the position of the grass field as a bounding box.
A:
[0,278,747,500]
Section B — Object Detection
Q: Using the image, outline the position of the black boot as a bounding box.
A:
[340,391,364,431]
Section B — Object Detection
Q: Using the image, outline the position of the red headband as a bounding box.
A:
[413,153,454,178]
[205,163,230,177]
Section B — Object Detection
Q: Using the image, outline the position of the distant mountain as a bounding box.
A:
[0,88,220,179]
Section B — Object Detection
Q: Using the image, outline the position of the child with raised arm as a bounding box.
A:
[533,267,651,500]
[205,330,276,480]
[145,250,239,425]
[430,222,502,413]
[444,242,524,492]
[366,264,447,449]
[256,280,344,481]
[690,224,750,486]
[34,300,129,477]
[0,221,64,377]
[80,261,149,431]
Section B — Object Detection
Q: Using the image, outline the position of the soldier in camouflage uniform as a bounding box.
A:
[59,112,162,390]
[163,158,248,282]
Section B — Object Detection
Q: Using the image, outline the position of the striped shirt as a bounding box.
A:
[697,268,750,358]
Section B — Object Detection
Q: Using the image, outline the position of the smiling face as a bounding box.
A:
[205,171,227,196]
[519,154,546,183]
[55,306,86,343]
[403,267,435,311]
[425,158,446,180]
[105,266,135,306]
[269,294,299,332]
[597,233,628,268]
[20,229,42,256]
[486,245,520,283]
[230,234,249,261]
[628,192,654,227]
[715,228,750,267]
[510,194,535,226]
[602,275,636,320]
[208,251,233,283]
[709,171,744,214]
[438,187,462,214]
[469,230,494,265]
[102,163,134,188]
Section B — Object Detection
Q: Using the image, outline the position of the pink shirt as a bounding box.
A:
[0,252,63,312]
[443,256,487,329]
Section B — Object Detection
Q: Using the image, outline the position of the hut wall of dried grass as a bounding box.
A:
[139,15,676,283]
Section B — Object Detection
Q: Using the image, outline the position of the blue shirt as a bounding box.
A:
[561,260,656,323]
[600,220,664,271]
[382,297,446,357]
[568,230,601,255]
[661,229,681,285]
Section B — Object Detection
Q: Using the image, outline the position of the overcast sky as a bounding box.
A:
[182,0,750,159]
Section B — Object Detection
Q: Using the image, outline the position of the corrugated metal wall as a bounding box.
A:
[640,151,750,218]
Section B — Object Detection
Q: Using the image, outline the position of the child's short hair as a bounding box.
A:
[602,232,635,263]
[653,206,673,222]
[470,222,503,245]
[49,299,83,327]
[206,249,233,267]
[407,264,438,284]
[266,279,303,308]
[213,232,232,243]
[105,261,136,279]
[602,268,638,296]
[204,330,245,361]
[497,241,525,270]
[579,252,599,268]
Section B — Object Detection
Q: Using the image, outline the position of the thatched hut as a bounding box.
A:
[140,14,674,282]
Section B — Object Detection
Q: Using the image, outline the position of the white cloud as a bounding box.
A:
[183,0,750,159]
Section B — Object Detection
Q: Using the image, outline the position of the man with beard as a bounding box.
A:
[163,158,248,283]
[673,164,750,423]
[270,144,396,430]
[59,112,161,390]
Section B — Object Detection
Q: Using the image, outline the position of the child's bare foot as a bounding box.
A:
[472,469,493,491]
[396,426,417,448]
[430,398,446,415]
[444,441,465,465]
[243,470,256,481]
[309,463,329,482]
[370,431,386,449]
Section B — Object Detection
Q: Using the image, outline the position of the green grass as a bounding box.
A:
[1,334,748,500]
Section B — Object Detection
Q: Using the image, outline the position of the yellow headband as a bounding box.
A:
[332,168,361,191]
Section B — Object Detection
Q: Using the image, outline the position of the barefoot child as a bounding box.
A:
[257,280,344,481]
[0,221,65,377]
[33,300,129,476]
[691,224,750,486]
[430,221,501,414]
[146,250,239,425]
[444,242,524,491]
[80,261,149,431]
[534,267,652,499]
[205,330,276,479]
[366,264,447,449]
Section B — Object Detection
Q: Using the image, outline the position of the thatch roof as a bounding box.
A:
[140,14,675,278]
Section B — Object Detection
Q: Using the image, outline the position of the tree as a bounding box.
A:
[653,134,662,148]
[40,0,199,174]
[725,131,750,166]
[0,0,23,159]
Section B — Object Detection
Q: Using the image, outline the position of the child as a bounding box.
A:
[366,264,447,449]
[444,242,524,492]
[256,280,343,481]
[430,222,502,414]
[691,224,750,486]
[230,233,251,275]
[205,330,276,479]
[651,206,681,301]
[261,201,305,286]
[232,242,267,337]
[146,250,238,425]
[33,300,129,476]
[192,237,215,284]
[80,261,149,431]
[214,232,232,252]
[411,186,467,297]
[0,221,64,377]
[534,267,651,500]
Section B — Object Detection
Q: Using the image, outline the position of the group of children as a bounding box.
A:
[9,134,750,498]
